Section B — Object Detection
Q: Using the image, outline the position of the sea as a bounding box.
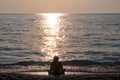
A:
[0,13,120,73]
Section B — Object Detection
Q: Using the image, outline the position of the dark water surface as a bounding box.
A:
[0,13,120,73]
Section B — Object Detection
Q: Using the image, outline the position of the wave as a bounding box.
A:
[0,47,26,51]
[0,60,119,67]
[0,39,4,41]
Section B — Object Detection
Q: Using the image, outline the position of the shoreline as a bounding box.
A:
[20,71,120,75]
[0,72,120,80]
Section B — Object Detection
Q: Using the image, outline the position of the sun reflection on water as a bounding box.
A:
[39,13,65,60]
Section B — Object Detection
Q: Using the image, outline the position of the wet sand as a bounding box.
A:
[0,72,120,80]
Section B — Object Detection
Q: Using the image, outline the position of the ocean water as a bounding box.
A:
[0,13,120,73]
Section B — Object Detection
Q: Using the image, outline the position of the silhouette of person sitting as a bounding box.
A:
[48,56,65,75]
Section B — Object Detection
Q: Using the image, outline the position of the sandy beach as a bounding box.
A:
[0,72,120,80]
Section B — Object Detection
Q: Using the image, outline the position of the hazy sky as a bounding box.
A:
[0,0,120,13]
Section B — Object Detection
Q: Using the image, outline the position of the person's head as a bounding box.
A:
[53,56,59,62]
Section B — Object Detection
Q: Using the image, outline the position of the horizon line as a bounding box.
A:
[0,12,120,14]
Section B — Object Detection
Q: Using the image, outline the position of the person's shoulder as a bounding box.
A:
[59,61,62,63]
[58,61,62,64]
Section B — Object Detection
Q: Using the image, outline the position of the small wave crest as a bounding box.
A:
[0,60,120,73]
[0,47,25,51]
[0,60,119,67]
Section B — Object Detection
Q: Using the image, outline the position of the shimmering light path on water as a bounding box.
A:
[39,13,66,60]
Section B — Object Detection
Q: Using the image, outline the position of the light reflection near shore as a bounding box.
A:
[39,13,65,60]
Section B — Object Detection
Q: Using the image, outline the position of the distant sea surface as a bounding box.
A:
[0,13,120,73]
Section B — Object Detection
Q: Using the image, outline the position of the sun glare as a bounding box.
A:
[39,13,64,60]
[42,13,62,35]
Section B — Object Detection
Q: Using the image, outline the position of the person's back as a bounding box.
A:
[49,56,65,75]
